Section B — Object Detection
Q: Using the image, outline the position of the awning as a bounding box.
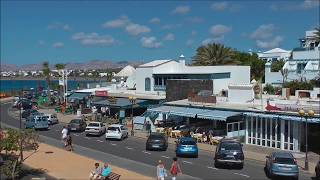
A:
[244,112,320,123]
[68,92,90,100]
[93,98,147,108]
[148,105,241,121]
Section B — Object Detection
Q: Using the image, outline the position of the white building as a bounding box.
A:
[265,30,320,85]
[257,48,291,62]
[135,55,250,95]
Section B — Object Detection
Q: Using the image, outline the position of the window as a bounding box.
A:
[297,63,307,74]
[145,78,151,91]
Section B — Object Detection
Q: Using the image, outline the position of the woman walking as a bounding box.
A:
[156,160,167,180]
[170,157,182,180]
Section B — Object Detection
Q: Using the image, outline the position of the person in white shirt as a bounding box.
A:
[61,126,68,146]
[101,106,106,117]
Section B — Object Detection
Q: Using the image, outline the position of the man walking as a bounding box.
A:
[61,125,68,147]
[170,157,182,180]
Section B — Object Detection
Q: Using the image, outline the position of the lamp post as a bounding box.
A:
[128,96,136,136]
[298,109,315,171]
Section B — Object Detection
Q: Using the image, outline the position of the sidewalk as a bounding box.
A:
[23,143,152,179]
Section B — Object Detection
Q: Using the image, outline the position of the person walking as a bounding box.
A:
[170,157,182,180]
[156,160,167,180]
[66,135,73,151]
[61,126,68,147]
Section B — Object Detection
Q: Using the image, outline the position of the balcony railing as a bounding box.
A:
[154,85,166,91]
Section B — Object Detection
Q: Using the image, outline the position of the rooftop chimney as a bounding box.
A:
[179,54,185,66]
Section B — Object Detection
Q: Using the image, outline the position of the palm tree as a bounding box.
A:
[42,61,51,104]
[55,63,65,102]
[192,43,238,66]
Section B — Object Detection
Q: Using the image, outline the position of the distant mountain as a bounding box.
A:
[0,60,144,71]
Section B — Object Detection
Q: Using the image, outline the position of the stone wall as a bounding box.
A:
[166,79,213,101]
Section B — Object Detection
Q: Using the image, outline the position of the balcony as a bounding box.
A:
[154,85,166,91]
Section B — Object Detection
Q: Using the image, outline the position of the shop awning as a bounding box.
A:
[148,105,241,121]
[93,98,147,108]
[244,112,320,123]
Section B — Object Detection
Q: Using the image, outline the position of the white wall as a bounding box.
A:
[292,48,320,60]
[135,67,153,93]
[228,87,254,104]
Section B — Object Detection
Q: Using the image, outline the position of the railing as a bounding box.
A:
[153,85,166,91]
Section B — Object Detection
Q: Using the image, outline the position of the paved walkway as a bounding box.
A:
[23,143,152,179]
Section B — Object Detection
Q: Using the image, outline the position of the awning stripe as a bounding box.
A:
[244,112,320,123]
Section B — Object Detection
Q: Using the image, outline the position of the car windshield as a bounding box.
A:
[149,135,164,139]
[70,119,81,124]
[275,157,295,164]
[180,140,196,145]
[220,143,242,151]
[108,127,120,131]
[88,123,99,127]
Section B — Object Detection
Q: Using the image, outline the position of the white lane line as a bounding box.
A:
[97,140,104,143]
[233,173,250,178]
[161,155,170,159]
[55,130,59,132]
[207,166,218,170]
[182,161,192,164]
[73,134,79,136]
[85,137,90,140]
[110,143,117,146]
[126,147,133,150]
[142,151,151,155]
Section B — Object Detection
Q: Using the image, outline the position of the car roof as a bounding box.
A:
[88,121,101,124]
[272,151,294,158]
[109,124,122,127]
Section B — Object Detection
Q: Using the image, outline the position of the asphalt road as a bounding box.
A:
[0,102,313,180]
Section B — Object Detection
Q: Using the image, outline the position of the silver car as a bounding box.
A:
[85,122,106,136]
[45,114,59,125]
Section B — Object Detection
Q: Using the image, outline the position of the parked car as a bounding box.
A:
[175,137,198,158]
[265,152,299,179]
[68,119,87,132]
[25,115,49,130]
[13,99,32,110]
[214,139,244,169]
[316,160,320,179]
[146,133,168,151]
[105,124,128,140]
[22,109,39,118]
[44,114,59,125]
[85,122,106,136]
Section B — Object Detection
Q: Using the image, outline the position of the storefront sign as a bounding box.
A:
[95,91,108,97]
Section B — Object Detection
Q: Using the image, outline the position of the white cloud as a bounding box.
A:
[300,0,320,9]
[72,32,117,46]
[140,36,162,48]
[201,36,225,45]
[185,17,204,24]
[256,36,283,49]
[191,30,197,36]
[209,24,232,37]
[186,39,194,47]
[162,24,182,30]
[125,23,151,36]
[48,22,72,31]
[172,5,190,14]
[150,17,161,24]
[102,15,130,28]
[163,33,175,41]
[250,24,275,40]
[271,0,319,11]
[52,42,64,48]
[211,1,228,11]
[38,40,45,46]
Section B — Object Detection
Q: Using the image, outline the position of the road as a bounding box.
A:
[0,102,312,180]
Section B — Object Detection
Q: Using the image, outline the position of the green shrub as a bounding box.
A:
[283,80,314,95]
[263,84,275,94]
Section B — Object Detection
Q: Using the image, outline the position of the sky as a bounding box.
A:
[1,0,319,65]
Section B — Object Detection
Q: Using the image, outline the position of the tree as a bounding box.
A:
[314,27,320,42]
[234,52,265,80]
[192,43,238,66]
[55,63,66,99]
[281,68,289,86]
[42,61,51,103]
[271,59,285,72]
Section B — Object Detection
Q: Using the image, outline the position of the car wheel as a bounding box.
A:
[194,154,198,158]
[238,163,244,169]
[214,160,220,168]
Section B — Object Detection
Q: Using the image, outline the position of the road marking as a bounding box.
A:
[55,130,59,132]
[126,147,133,150]
[110,143,117,146]
[234,173,250,178]
[73,134,79,136]
[182,161,192,164]
[97,140,103,143]
[85,137,90,140]
[161,155,170,159]
[207,166,218,170]
[142,151,151,155]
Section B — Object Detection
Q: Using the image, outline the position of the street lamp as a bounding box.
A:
[128,96,136,136]
[298,109,315,171]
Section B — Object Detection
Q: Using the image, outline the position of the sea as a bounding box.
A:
[0,80,99,92]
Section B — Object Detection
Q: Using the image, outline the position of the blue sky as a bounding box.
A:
[1,0,319,65]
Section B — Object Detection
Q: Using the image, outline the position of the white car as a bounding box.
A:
[85,122,106,136]
[105,124,128,140]
[44,114,59,125]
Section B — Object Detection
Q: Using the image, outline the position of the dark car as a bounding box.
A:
[22,109,39,118]
[146,133,168,151]
[16,99,33,110]
[315,160,320,179]
[214,139,244,169]
[175,137,198,158]
[265,152,299,179]
[68,119,87,132]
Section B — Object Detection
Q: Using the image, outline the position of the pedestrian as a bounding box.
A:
[66,135,73,151]
[101,106,106,117]
[89,162,103,180]
[101,162,112,179]
[157,160,167,180]
[61,126,68,147]
[170,157,182,180]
